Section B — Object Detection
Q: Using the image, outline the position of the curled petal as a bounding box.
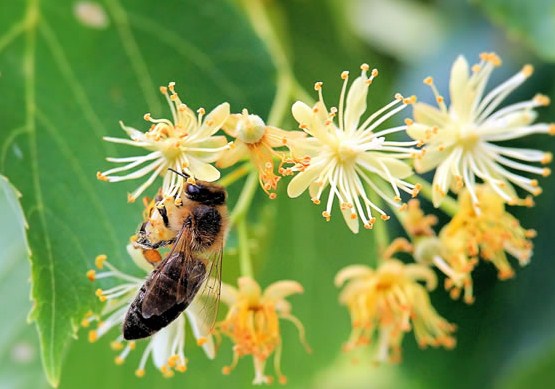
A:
[334,264,373,287]
[263,280,304,302]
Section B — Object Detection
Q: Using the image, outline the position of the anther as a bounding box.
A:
[95,254,107,269]
[159,86,167,94]
[534,94,551,106]
[404,118,414,126]
[96,172,108,181]
[542,167,551,177]
[86,269,96,281]
[341,71,349,80]
[143,113,152,121]
[522,64,534,77]
[168,82,176,92]
[135,369,145,378]
[380,214,390,221]
[314,82,323,91]
[360,63,370,71]
[542,152,552,164]
[197,107,205,115]
[423,77,433,85]
[322,211,331,221]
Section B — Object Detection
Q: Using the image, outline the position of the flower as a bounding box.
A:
[97,82,231,202]
[83,246,216,377]
[437,185,535,303]
[287,64,420,233]
[408,53,554,208]
[217,276,310,385]
[217,109,306,198]
[335,255,456,363]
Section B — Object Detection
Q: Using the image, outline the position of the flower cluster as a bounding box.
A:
[335,249,456,363]
[88,51,552,383]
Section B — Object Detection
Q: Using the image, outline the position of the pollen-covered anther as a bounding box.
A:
[95,288,107,302]
[127,193,136,203]
[96,171,108,181]
[423,76,434,85]
[380,214,390,221]
[168,81,176,92]
[170,93,178,101]
[399,203,408,211]
[393,196,401,202]
[404,95,417,105]
[471,64,481,73]
[394,93,403,101]
[404,118,414,126]
[534,94,551,106]
[86,269,96,281]
[159,86,167,94]
[541,152,552,164]
[88,330,98,343]
[521,64,534,77]
[197,107,206,115]
[412,184,422,198]
[135,369,145,378]
[314,81,323,91]
[542,167,551,177]
[341,71,349,80]
[143,113,152,121]
[322,211,331,221]
[110,341,124,350]
[363,222,374,229]
[95,254,107,269]
[436,96,444,104]
[311,198,320,205]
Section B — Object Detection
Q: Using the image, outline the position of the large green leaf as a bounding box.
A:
[0,176,47,389]
[0,0,274,386]
[475,0,555,61]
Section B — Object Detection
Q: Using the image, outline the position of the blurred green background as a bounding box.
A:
[1,0,555,388]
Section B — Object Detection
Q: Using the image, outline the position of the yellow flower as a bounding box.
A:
[287,65,420,233]
[438,185,535,303]
[335,257,456,363]
[408,53,554,208]
[217,109,306,198]
[97,82,231,202]
[217,276,310,385]
[84,245,216,377]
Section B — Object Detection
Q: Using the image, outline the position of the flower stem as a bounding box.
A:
[408,175,459,216]
[240,0,314,123]
[229,170,259,227]
[219,162,252,187]
[237,217,254,278]
[230,171,259,278]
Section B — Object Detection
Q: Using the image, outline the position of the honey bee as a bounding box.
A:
[123,170,228,340]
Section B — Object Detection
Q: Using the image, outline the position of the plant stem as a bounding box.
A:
[408,175,459,216]
[240,0,314,122]
[229,170,259,227]
[230,171,259,278]
[219,162,252,187]
[237,217,254,278]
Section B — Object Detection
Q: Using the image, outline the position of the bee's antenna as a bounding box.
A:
[167,168,190,179]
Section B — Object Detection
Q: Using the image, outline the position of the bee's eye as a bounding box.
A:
[187,184,201,196]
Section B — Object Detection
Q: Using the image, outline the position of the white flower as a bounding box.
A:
[287,65,420,233]
[97,82,231,202]
[408,53,554,208]
[84,245,215,378]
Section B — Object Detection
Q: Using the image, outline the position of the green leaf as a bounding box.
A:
[0,176,47,389]
[475,0,555,61]
[0,0,274,386]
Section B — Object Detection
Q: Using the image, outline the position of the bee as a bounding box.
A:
[123,170,228,340]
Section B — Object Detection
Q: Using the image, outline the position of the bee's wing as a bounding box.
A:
[185,240,223,334]
[140,228,197,318]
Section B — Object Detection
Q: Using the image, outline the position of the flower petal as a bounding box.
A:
[216,142,249,168]
[344,75,368,132]
[449,55,471,120]
[220,282,239,307]
[287,162,324,198]
[197,102,230,138]
[185,300,216,359]
[334,264,373,287]
[413,102,449,127]
[237,276,262,300]
[187,157,221,181]
[263,280,303,301]
[341,206,360,234]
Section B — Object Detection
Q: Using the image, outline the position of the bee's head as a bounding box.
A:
[168,168,226,205]
[184,181,226,205]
